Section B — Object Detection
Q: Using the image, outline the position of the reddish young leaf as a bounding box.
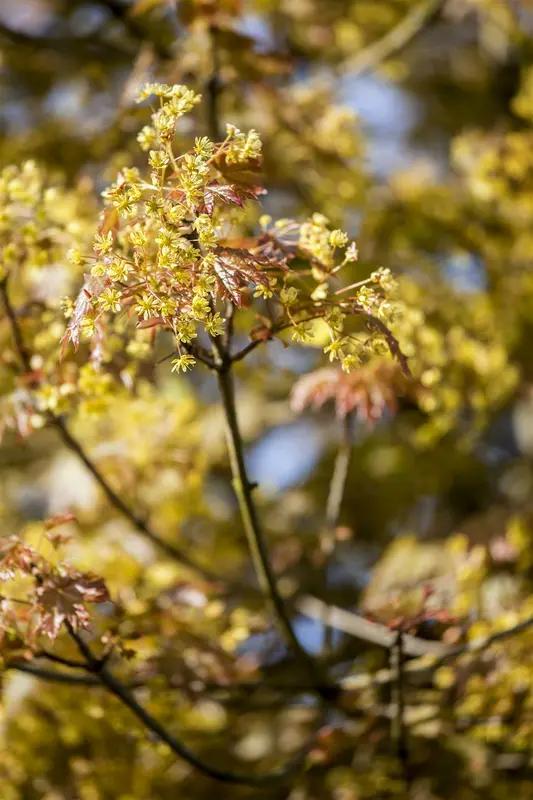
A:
[35,573,110,639]
[212,247,271,307]
[98,204,119,237]
[290,361,415,424]
[213,154,263,187]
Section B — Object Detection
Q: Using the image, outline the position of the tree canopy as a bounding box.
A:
[2,1,533,798]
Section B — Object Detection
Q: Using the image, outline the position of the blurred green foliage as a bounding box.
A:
[3,0,533,798]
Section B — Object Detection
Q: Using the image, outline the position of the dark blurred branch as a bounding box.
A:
[349,0,442,81]
[304,599,533,690]
[35,650,87,669]
[0,19,131,57]
[325,415,353,533]
[390,632,410,784]
[206,25,222,142]
[9,657,341,699]
[96,0,174,60]
[65,623,321,785]
[54,417,219,580]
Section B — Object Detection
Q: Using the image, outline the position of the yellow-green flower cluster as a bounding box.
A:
[62,83,402,378]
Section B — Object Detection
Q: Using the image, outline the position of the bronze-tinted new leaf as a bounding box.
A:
[291,361,415,423]
[0,536,40,580]
[35,573,110,639]
[212,247,271,307]
[203,182,246,216]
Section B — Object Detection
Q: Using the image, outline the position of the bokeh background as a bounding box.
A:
[3,1,533,798]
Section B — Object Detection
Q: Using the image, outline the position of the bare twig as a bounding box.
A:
[206,24,223,142]
[35,650,87,669]
[325,414,353,535]
[348,0,442,81]
[230,338,264,364]
[65,623,321,786]
[297,595,448,658]
[0,278,218,583]
[7,661,106,686]
[322,413,353,656]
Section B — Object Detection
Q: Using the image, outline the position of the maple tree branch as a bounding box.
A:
[390,632,410,784]
[321,413,353,657]
[65,623,321,786]
[325,414,353,533]
[213,352,333,701]
[206,24,223,142]
[302,600,533,691]
[349,0,441,81]
[35,649,88,669]
[7,661,105,685]
[0,278,218,583]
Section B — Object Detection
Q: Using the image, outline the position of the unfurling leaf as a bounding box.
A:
[212,247,271,307]
[35,573,110,639]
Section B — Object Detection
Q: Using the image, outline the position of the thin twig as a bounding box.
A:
[65,623,322,786]
[348,0,442,81]
[54,418,218,579]
[301,599,533,690]
[35,650,87,669]
[325,414,353,534]
[215,365,312,663]
[322,413,353,656]
[7,661,107,685]
[230,338,264,364]
[0,278,218,583]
